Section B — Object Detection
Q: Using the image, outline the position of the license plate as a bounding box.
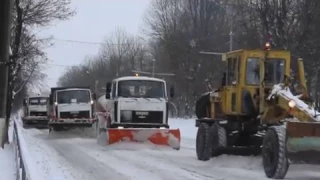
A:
[70,111,79,114]
[136,111,149,116]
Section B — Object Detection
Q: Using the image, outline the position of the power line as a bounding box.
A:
[52,34,231,46]
[52,38,145,46]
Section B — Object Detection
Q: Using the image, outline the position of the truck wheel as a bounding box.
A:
[196,123,213,161]
[53,127,63,131]
[262,126,289,179]
[23,122,28,128]
[211,123,227,157]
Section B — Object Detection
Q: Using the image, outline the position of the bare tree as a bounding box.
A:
[1,0,75,146]
[58,28,149,97]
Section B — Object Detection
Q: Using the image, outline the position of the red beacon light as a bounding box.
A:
[265,42,271,50]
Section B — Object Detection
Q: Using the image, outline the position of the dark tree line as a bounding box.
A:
[58,0,320,118]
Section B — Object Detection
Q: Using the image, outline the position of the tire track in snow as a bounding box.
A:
[48,140,129,180]
[73,141,198,180]
[109,150,204,180]
[132,149,267,180]
[48,138,193,180]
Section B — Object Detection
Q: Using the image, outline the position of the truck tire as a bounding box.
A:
[211,123,227,157]
[196,123,213,161]
[53,126,63,131]
[195,93,210,119]
[262,126,289,179]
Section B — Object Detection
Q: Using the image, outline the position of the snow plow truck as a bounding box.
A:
[95,76,180,150]
[195,43,320,179]
[22,95,49,128]
[48,86,96,132]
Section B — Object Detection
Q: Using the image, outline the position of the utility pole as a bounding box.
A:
[0,0,12,148]
[152,59,156,77]
[229,2,234,51]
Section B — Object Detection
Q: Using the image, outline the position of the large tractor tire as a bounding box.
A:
[262,126,289,179]
[195,93,210,119]
[211,123,227,157]
[196,123,213,161]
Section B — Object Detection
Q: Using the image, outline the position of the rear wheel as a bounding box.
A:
[23,122,29,129]
[211,123,227,157]
[196,123,213,161]
[262,126,289,179]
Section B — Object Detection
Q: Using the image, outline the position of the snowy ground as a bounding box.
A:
[0,121,16,180]
[16,118,320,180]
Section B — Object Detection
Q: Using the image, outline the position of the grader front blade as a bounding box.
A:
[286,121,320,164]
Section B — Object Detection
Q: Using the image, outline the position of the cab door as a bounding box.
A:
[224,56,240,114]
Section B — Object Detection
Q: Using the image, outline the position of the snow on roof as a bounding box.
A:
[268,84,320,122]
[115,76,166,83]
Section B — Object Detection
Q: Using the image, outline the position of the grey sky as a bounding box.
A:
[38,0,151,90]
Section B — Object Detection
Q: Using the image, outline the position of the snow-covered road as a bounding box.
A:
[18,118,320,180]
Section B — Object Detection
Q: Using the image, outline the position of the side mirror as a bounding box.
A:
[92,93,97,100]
[105,82,112,99]
[23,99,27,106]
[49,94,53,105]
[170,86,174,98]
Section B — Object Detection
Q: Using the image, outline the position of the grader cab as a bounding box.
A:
[195,44,320,179]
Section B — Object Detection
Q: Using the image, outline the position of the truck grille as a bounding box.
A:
[121,111,163,124]
[59,111,90,119]
[30,111,47,116]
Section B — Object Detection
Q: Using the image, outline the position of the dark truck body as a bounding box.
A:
[48,86,95,130]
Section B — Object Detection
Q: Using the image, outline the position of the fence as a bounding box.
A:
[12,118,31,180]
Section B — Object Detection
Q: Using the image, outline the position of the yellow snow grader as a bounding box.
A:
[195,42,320,179]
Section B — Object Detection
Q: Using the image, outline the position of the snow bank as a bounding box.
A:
[0,144,16,179]
[15,118,80,180]
[0,120,16,180]
[13,118,45,180]
[268,84,320,122]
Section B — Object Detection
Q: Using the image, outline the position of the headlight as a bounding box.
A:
[121,110,132,121]
[288,100,296,108]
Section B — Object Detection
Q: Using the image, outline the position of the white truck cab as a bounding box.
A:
[22,96,49,127]
[48,87,96,130]
[103,76,174,128]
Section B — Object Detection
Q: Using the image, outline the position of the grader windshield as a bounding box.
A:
[246,58,285,86]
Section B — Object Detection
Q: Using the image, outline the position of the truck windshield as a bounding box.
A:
[246,58,285,85]
[29,97,47,105]
[57,90,90,104]
[118,80,165,98]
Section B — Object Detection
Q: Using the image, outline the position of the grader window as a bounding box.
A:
[246,58,260,85]
[264,59,285,85]
[227,57,238,85]
[246,58,285,85]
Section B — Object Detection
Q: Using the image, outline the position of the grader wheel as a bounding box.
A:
[196,123,227,161]
[196,123,213,161]
[262,126,289,179]
[211,123,227,157]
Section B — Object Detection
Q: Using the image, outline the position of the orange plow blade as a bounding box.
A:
[106,128,181,150]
